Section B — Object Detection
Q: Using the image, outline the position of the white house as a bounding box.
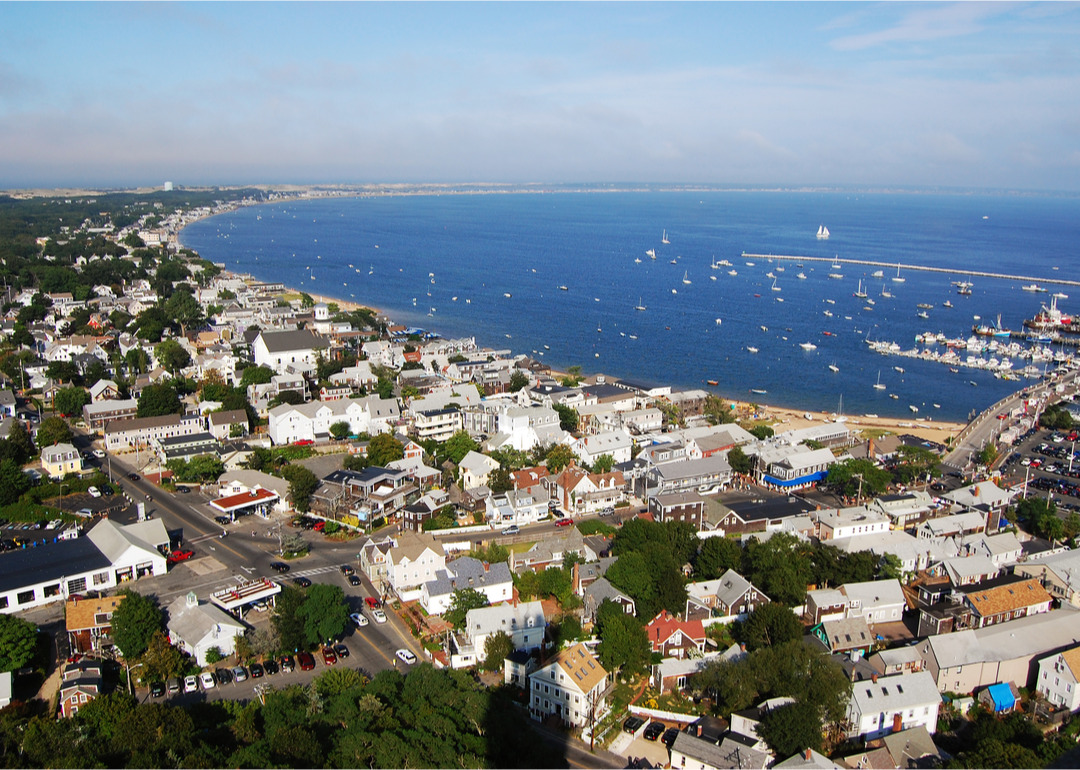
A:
[529,642,610,728]
[167,592,248,666]
[459,450,501,491]
[267,395,399,445]
[570,430,633,466]
[487,488,549,527]
[217,470,293,514]
[386,531,447,602]
[1036,647,1080,711]
[252,329,329,375]
[450,600,546,669]
[420,556,514,616]
[846,671,941,741]
[816,506,892,541]
[486,405,567,452]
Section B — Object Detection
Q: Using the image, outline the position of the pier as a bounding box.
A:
[742,253,1080,288]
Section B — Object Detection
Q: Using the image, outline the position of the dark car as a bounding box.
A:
[662,727,681,747]
[643,721,666,741]
[293,576,312,588]
[321,646,337,666]
[102,486,113,496]
[249,662,264,678]
[177,486,190,493]
[348,574,361,587]
[214,516,232,526]
[270,562,290,573]
[280,655,295,673]
[297,652,316,671]
[216,667,233,685]
[263,659,279,675]
[623,716,645,733]
[334,643,350,659]
[149,680,165,698]
[128,473,139,481]
[340,565,355,576]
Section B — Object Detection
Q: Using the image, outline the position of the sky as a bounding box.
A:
[1,2,1078,191]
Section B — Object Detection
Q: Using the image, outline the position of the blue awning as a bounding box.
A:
[762,470,828,488]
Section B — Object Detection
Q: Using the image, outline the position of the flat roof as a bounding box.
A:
[210,488,279,513]
[0,539,111,593]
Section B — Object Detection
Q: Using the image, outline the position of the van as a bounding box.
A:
[166,677,181,695]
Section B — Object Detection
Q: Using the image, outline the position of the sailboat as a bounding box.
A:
[683,271,691,285]
[892,263,906,283]
[854,280,867,299]
[662,230,670,245]
[646,249,656,259]
[872,269,884,278]
[828,362,840,372]
[817,224,830,239]
[635,297,647,311]
[873,371,886,390]
[771,278,781,292]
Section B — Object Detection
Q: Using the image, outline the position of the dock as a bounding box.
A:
[741,253,1080,288]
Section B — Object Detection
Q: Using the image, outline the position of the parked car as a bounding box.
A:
[313,521,325,532]
[364,596,382,609]
[661,727,681,747]
[87,486,101,498]
[149,680,165,698]
[554,517,574,527]
[214,516,232,526]
[350,612,369,627]
[280,655,295,673]
[263,659,279,675]
[183,675,198,693]
[232,666,248,682]
[167,677,181,695]
[623,716,645,733]
[370,608,387,624]
[293,576,312,588]
[334,643,350,659]
[321,647,337,665]
[340,565,355,576]
[395,649,417,665]
[249,662,264,678]
[199,671,216,690]
[128,473,139,481]
[270,561,291,573]
[297,652,316,671]
[216,667,233,685]
[643,721,666,741]
[348,574,361,587]
[167,549,195,564]
[92,449,105,459]
[292,439,314,446]
[501,525,520,535]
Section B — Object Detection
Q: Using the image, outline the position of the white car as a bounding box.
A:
[199,671,216,690]
[350,612,369,627]
[92,449,106,459]
[183,675,198,693]
[395,649,417,665]
[371,608,387,624]
[87,486,101,498]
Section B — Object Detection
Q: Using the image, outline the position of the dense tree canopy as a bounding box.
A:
[53,386,89,418]
[445,588,490,629]
[367,433,404,467]
[826,458,892,499]
[35,415,73,450]
[137,383,182,418]
[110,590,164,660]
[0,614,38,672]
[296,583,349,648]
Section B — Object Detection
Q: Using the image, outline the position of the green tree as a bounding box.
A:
[553,403,579,433]
[0,459,32,506]
[592,454,614,474]
[0,613,38,671]
[279,464,318,513]
[314,666,365,698]
[703,395,737,425]
[483,631,514,671]
[329,420,352,440]
[35,416,73,449]
[826,458,891,499]
[137,383,182,417]
[0,420,35,466]
[205,646,224,664]
[239,365,274,387]
[893,444,942,484]
[508,370,529,392]
[163,289,204,336]
[694,536,743,580]
[734,603,803,651]
[125,347,150,376]
[444,587,490,628]
[154,338,191,374]
[367,432,404,467]
[596,601,650,676]
[757,701,825,757]
[111,589,164,660]
[272,585,309,652]
[749,425,774,440]
[443,430,479,465]
[296,583,349,647]
[53,386,89,418]
[140,630,184,682]
[545,443,576,473]
[977,444,999,466]
[743,533,814,606]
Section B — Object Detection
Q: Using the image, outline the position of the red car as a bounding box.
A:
[321,646,337,666]
[297,652,316,671]
[554,518,574,527]
[293,439,314,447]
[167,549,195,563]
[365,596,382,609]
[313,521,325,532]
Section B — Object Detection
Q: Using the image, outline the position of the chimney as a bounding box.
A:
[892,713,903,733]
[740,643,746,652]
[483,561,490,572]
[871,672,878,683]
[697,724,703,737]
[867,437,874,459]
[573,562,580,593]
[805,749,812,761]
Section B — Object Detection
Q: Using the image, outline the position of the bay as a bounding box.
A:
[180,191,1080,423]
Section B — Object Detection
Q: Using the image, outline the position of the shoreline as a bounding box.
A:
[185,204,966,443]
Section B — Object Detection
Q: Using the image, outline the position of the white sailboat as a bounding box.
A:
[683,271,691,285]
[635,297,647,311]
[892,263,906,283]
[646,249,656,259]
[873,371,886,390]
[854,279,867,299]
[817,224,830,239]
[662,230,670,245]
[771,278,781,292]
[828,362,840,372]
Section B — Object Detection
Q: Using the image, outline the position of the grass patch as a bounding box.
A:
[507,541,536,554]
[858,428,894,440]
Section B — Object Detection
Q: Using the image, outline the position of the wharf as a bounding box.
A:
[742,253,1080,287]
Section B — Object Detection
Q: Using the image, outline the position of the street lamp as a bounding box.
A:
[58,483,66,514]
[126,661,145,694]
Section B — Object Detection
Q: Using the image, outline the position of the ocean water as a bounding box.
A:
[180,191,1080,423]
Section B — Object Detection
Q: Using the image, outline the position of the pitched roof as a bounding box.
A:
[966,578,1051,617]
[926,609,1080,669]
[645,609,705,647]
[550,642,607,694]
[390,530,446,563]
[65,595,123,633]
[256,329,329,353]
[167,596,247,646]
[208,409,248,426]
[1058,646,1080,680]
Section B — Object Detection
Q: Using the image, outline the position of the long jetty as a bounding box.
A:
[742,253,1080,288]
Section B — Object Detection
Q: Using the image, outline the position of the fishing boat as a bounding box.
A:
[745,261,756,267]
[760,325,768,331]
[671,289,678,294]
[872,270,884,278]
[776,297,784,302]
[854,280,867,299]
[800,342,817,351]
[892,264,906,283]
[826,299,836,304]
[828,363,839,372]
[829,273,844,279]
[710,275,717,281]
[817,225,830,239]
[867,298,875,306]
[766,272,776,279]
[917,311,929,319]
[894,366,905,373]
[747,346,759,353]
[558,285,568,291]
[662,230,670,245]
[634,257,642,263]
[823,310,833,317]
[750,388,768,395]
[873,371,886,390]
[718,259,733,266]
[670,259,678,265]
[909,405,919,413]
[797,272,807,279]
[504,293,512,298]
[728,269,738,276]
[917,303,933,309]
[1022,284,1047,293]
[942,300,954,308]
[683,271,691,285]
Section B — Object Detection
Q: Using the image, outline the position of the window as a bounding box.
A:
[17,590,34,605]
[0,597,7,610]
[68,577,87,594]
[43,584,60,598]
[93,572,109,586]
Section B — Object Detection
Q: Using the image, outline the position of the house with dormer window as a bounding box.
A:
[548,465,625,515]
[645,610,706,659]
[529,642,610,728]
[386,530,447,601]
[420,556,514,615]
[449,600,546,669]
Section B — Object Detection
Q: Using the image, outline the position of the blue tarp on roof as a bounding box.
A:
[762,470,828,488]
[987,682,1015,712]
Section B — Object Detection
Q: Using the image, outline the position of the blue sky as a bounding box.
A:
[1,2,1078,190]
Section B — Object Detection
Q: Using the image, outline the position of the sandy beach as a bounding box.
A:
[734,399,963,445]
